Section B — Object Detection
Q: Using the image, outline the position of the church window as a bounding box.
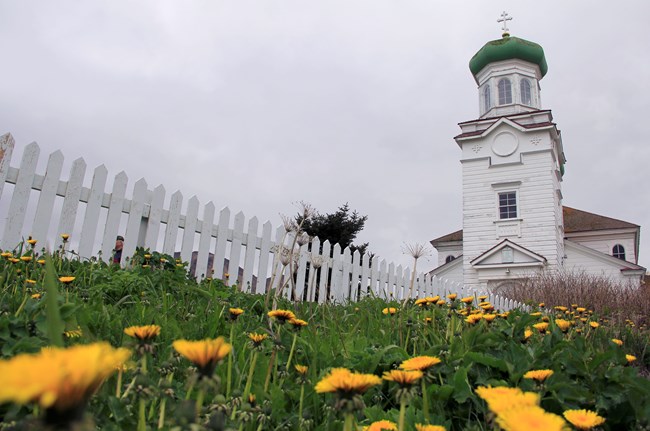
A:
[445,255,456,264]
[483,85,491,112]
[498,191,517,219]
[498,78,512,105]
[612,244,626,260]
[520,79,532,105]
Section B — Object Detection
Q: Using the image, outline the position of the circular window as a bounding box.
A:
[491,131,519,157]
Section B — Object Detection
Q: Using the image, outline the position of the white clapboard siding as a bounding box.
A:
[0,136,531,310]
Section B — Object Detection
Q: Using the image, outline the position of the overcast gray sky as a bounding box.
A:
[1,1,649,271]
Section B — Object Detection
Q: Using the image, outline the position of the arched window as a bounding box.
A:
[483,85,491,112]
[445,255,456,264]
[612,244,626,260]
[498,78,512,105]
[520,79,532,105]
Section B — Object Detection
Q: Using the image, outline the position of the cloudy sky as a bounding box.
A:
[1,1,649,271]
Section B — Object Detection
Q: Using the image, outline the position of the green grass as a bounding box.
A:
[0,247,648,430]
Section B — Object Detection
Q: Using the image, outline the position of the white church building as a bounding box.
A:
[429,21,645,292]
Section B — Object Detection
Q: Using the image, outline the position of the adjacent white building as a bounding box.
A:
[429,27,645,292]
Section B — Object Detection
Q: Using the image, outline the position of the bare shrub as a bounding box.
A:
[496,271,650,328]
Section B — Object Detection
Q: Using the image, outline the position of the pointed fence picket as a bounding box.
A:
[0,134,527,311]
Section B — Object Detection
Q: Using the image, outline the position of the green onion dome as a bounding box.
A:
[469,34,548,78]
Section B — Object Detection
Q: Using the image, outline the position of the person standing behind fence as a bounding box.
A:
[113,235,124,264]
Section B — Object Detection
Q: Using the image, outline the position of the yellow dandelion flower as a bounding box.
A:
[589,321,600,329]
[20,256,32,262]
[382,369,423,387]
[555,319,572,332]
[27,238,37,246]
[554,306,568,312]
[8,258,19,263]
[563,409,606,430]
[533,322,549,333]
[523,369,554,382]
[461,296,474,304]
[124,325,161,341]
[465,314,483,325]
[229,308,244,320]
[530,312,542,317]
[382,307,397,315]
[436,299,446,306]
[295,364,308,375]
[415,298,428,307]
[37,259,45,265]
[416,425,447,431]
[524,329,533,340]
[478,295,488,301]
[25,279,37,284]
[58,276,75,284]
[143,254,151,259]
[366,420,397,431]
[538,302,545,307]
[31,293,41,299]
[173,337,232,376]
[426,296,440,303]
[248,332,268,346]
[576,307,586,313]
[496,406,569,431]
[268,309,296,323]
[475,386,540,415]
[423,317,432,324]
[315,368,381,395]
[447,293,457,300]
[289,318,308,328]
[1,252,13,258]
[611,338,623,346]
[400,355,441,371]
[0,342,130,412]
[571,304,579,309]
[60,234,70,241]
[626,354,637,364]
[482,314,497,323]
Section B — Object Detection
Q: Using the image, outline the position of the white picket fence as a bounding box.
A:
[0,133,526,310]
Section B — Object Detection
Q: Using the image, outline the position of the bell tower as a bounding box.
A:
[456,13,566,292]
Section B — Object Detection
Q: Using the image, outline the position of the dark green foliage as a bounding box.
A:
[298,203,370,255]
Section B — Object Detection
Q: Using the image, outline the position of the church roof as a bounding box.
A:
[469,34,548,78]
[431,207,639,246]
[430,229,463,246]
[454,117,555,140]
[563,206,639,232]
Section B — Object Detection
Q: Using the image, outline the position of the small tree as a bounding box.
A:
[297,203,369,255]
